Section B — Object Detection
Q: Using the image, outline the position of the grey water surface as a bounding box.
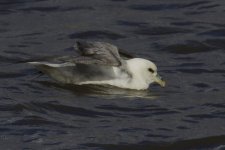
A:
[0,0,225,150]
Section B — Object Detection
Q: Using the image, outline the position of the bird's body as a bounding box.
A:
[29,41,165,90]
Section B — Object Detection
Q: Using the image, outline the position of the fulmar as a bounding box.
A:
[28,41,165,90]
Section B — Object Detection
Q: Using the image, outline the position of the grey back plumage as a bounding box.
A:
[74,41,122,66]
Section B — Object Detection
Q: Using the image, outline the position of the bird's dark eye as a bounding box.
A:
[148,68,154,73]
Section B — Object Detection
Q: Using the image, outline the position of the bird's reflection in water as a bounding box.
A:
[37,81,158,99]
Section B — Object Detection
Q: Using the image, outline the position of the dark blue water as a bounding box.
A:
[1,0,225,149]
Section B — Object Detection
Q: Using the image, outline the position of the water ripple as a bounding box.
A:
[164,40,213,54]
[129,1,211,11]
[10,116,60,126]
[19,6,94,12]
[117,20,148,27]
[85,135,225,150]
[69,30,126,40]
[205,39,225,49]
[32,102,115,117]
[146,133,172,139]
[199,29,225,37]
[176,69,225,74]
[134,26,192,36]
[199,4,220,9]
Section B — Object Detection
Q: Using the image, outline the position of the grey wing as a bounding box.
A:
[28,41,132,70]
[74,41,122,66]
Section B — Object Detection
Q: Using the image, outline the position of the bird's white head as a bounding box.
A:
[126,58,165,89]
